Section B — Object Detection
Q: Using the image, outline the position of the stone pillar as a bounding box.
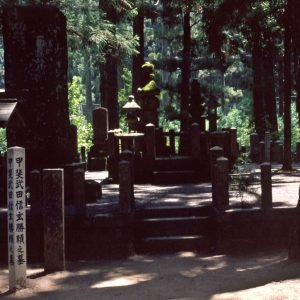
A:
[145,123,156,161]
[7,147,26,290]
[107,131,119,181]
[3,6,71,170]
[212,157,229,211]
[73,169,86,219]
[191,123,201,160]
[120,150,135,184]
[145,123,156,180]
[29,170,42,217]
[169,129,176,155]
[259,141,265,163]
[119,161,134,215]
[250,133,260,162]
[209,146,224,179]
[43,169,65,273]
[261,163,272,210]
[264,131,271,163]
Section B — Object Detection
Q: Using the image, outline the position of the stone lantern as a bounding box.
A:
[123,95,141,132]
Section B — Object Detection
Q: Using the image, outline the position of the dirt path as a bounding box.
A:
[1,250,300,299]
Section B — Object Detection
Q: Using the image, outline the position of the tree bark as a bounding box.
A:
[263,40,278,133]
[99,0,119,130]
[252,34,265,136]
[132,6,144,94]
[282,0,293,171]
[180,1,191,132]
[84,48,93,122]
[100,55,119,130]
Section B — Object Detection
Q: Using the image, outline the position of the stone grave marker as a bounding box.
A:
[7,147,26,290]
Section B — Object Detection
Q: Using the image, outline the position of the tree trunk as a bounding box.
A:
[132,6,144,94]
[99,0,119,130]
[282,0,293,171]
[278,56,284,117]
[263,41,278,133]
[84,48,93,122]
[180,2,191,132]
[100,55,119,130]
[252,34,265,136]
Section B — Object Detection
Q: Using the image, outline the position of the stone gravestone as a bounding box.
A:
[3,6,72,171]
[88,107,108,171]
[189,80,205,132]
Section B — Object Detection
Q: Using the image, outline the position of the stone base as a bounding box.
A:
[87,157,107,171]
[63,162,86,204]
[85,180,102,203]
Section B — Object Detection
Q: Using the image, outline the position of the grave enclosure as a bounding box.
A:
[0,5,297,278]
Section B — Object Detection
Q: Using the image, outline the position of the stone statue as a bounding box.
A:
[136,62,160,130]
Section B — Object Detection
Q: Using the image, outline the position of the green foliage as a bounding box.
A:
[218,90,254,147]
[68,76,93,151]
[277,103,300,151]
[0,128,6,153]
[118,67,133,132]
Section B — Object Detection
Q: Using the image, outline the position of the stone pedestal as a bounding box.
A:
[137,95,159,131]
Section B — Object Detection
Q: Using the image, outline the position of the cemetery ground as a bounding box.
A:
[1,164,300,299]
[1,250,300,299]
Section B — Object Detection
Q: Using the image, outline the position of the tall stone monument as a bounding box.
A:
[3,6,72,170]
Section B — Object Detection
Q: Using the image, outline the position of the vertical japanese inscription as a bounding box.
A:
[7,147,26,290]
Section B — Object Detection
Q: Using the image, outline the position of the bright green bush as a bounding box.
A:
[68,76,93,152]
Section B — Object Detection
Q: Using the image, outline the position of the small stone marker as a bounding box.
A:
[43,169,65,273]
[212,157,229,211]
[261,163,272,209]
[191,123,201,159]
[7,147,27,290]
[264,131,271,163]
[119,160,134,215]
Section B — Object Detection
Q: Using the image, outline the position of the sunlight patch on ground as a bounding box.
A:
[180,267,204,278]
[210,279,300,300]
[90,273,155,288]
[178,252,197,258]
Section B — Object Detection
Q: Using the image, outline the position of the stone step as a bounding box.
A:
[154,156,195,172]
[135,216,212,237]
[135,235,211,254]
[135,205,213,219]
[152,170,201,184]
